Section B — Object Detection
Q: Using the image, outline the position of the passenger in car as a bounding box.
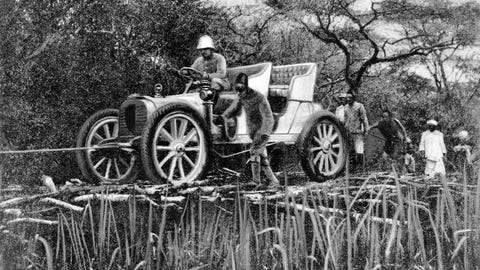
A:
[187,35,230,94]
[222,73,280,188]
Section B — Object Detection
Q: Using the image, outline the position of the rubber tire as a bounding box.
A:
[297,114,347,182]
[140,103,211,185]
[76,109,139,184]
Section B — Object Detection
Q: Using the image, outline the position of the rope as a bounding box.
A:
[0,145,119,155]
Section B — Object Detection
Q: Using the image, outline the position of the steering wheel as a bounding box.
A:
[179,67,210,94]
[178,67,204,81]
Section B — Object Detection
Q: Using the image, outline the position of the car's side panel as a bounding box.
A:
[235,110,248,135]
[248,64,272,97]
[272,101,300,134]
[226,62,272,96]
[289,64,317,101]
[289,102,314,134]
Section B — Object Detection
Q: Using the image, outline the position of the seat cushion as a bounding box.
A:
[268,85,289,97]
[270,65,310,85]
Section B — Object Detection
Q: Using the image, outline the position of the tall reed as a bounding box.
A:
[9,170,480,269]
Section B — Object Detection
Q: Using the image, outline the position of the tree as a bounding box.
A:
[267,0,480,95]
[0,0,226,184]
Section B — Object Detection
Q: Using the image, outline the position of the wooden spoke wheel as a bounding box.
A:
[76,109,139,184]
[141,104,210,185]
[298,115,347,182]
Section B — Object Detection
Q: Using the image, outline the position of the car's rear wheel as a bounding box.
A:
[76,109,139,184]
[140,104,210,185]
[297,115,346,182]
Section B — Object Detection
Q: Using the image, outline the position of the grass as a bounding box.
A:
[2,170,480,269]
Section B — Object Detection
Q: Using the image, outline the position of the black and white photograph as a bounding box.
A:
[1,0,480,269]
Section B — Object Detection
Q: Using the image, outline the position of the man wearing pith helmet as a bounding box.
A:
[189,35,230,94]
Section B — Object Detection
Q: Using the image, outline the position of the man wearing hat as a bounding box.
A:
[344,93,369,171]
[453,130,478,181]
[335,92,349,123]
[188,35,230,93]
[419,119,447,177]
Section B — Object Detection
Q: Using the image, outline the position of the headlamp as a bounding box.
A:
[153,83,163,97]
[199,89,214,101]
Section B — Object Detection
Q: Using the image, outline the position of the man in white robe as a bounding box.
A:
[419,119,447,177]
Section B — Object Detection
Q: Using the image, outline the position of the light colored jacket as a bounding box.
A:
[419,130,446,161]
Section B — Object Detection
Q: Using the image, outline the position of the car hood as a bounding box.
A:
[144,93,205,115]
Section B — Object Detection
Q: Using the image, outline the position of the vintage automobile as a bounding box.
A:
[76,62,347,185]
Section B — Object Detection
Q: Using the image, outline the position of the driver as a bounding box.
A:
[186,35,230,95]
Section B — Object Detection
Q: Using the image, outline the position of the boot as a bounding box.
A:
[262,165,280,188]
[356,154,365,173]
[250,161,261,185]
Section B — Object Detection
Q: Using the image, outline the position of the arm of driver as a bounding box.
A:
[209,54,227,79]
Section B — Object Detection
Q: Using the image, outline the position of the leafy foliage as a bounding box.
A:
[266,0,480,94]
[0,0,479,184]
[0,0,226,184]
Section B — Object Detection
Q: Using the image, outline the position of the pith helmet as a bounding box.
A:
[197,35,215,50]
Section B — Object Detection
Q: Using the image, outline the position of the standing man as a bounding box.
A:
[403,138,416,174]
[453,130,477,182]
[187,35,230,95]
[368,109,406,174]
[419,119,447,177]
[344,93,369,171]
[335,92,348,123]
[222,73,279,187]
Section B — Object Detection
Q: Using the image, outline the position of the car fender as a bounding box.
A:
[297,110,347,146]
[149,93,205,116]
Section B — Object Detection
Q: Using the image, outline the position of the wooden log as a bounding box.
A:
[160,196,185,204]
[39,198,84,212]
[200,195,219,202]
[178,187,200,195]
[0,186,24,193]
[7,218,58,226]
[2,208,22,217]
[277,202,407,226]
[73,194,160,207]
[140,185,169,195]
[73,194,131,202]
[0,197,24,208]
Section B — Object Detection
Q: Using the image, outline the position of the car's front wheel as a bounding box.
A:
[140,104,210,185]
[76,109,139,184]
[297,114,347,182]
